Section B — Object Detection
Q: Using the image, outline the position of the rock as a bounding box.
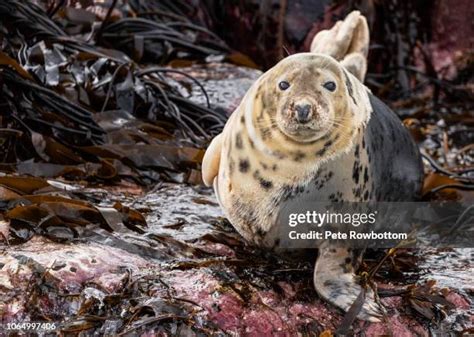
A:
[1,182,471,335]
[167,62,262,115]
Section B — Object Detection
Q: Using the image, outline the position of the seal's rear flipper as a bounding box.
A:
[314,245,385,322]
[310,11,369,82]
[341,53,367,86]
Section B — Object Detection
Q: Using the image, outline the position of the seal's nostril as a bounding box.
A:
[295,104,311,123]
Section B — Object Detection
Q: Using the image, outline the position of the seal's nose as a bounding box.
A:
[295,103,312,123]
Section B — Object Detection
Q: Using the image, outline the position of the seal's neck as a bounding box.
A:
[237,116,357,186]
[242,120,358,186]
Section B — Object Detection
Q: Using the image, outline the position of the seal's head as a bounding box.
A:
[274,59,338,142]
[245,53,370,161]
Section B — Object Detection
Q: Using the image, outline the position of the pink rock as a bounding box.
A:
[445,291,470,309]
[361,314,429,337]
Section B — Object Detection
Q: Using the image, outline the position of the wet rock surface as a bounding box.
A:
[169,63,262,115]
[1,182,472,336]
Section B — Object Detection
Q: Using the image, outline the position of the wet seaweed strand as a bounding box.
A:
[0,0,229,184]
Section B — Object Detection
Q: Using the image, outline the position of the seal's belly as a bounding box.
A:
[217,142,367,248]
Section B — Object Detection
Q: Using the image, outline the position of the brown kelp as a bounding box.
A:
[0,0,228,185]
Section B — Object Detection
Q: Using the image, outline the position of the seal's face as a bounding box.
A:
[249,54,353,145]
[266,55,345,143]
[275,65,339,142]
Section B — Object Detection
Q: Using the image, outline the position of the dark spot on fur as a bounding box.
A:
[253,170,273,190]
[293,151,306,161]
[259,178,273,190]
[239,159,250,173]
[353,186,362,198]
[280,184,306,202]
[316,147,326,156]
[352,160,361,184]
[328,191,343,202]
[344,71,357,106]
[324,139,334,148]
[235,133,243,149]
[345,257,352,264]
[240,115,245,124]
[363,190,369,200]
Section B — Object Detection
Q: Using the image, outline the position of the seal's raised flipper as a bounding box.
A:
[202,133,223,186]
[314,246,385,322]
[310,10,369,81]
[340,53,367,85]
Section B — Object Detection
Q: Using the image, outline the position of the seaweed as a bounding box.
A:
[0,0,230,186]
[0,176,147,244]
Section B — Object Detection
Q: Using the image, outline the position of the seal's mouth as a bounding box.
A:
[285,123,323,134]
[282,125,328,142]
[277,96,332,142]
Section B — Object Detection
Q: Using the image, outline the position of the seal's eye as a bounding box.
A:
[278,81,290,91]
[323,81,336,92]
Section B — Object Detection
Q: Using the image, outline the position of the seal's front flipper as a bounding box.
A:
[314,246,385,322]
[202,133,223,186]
